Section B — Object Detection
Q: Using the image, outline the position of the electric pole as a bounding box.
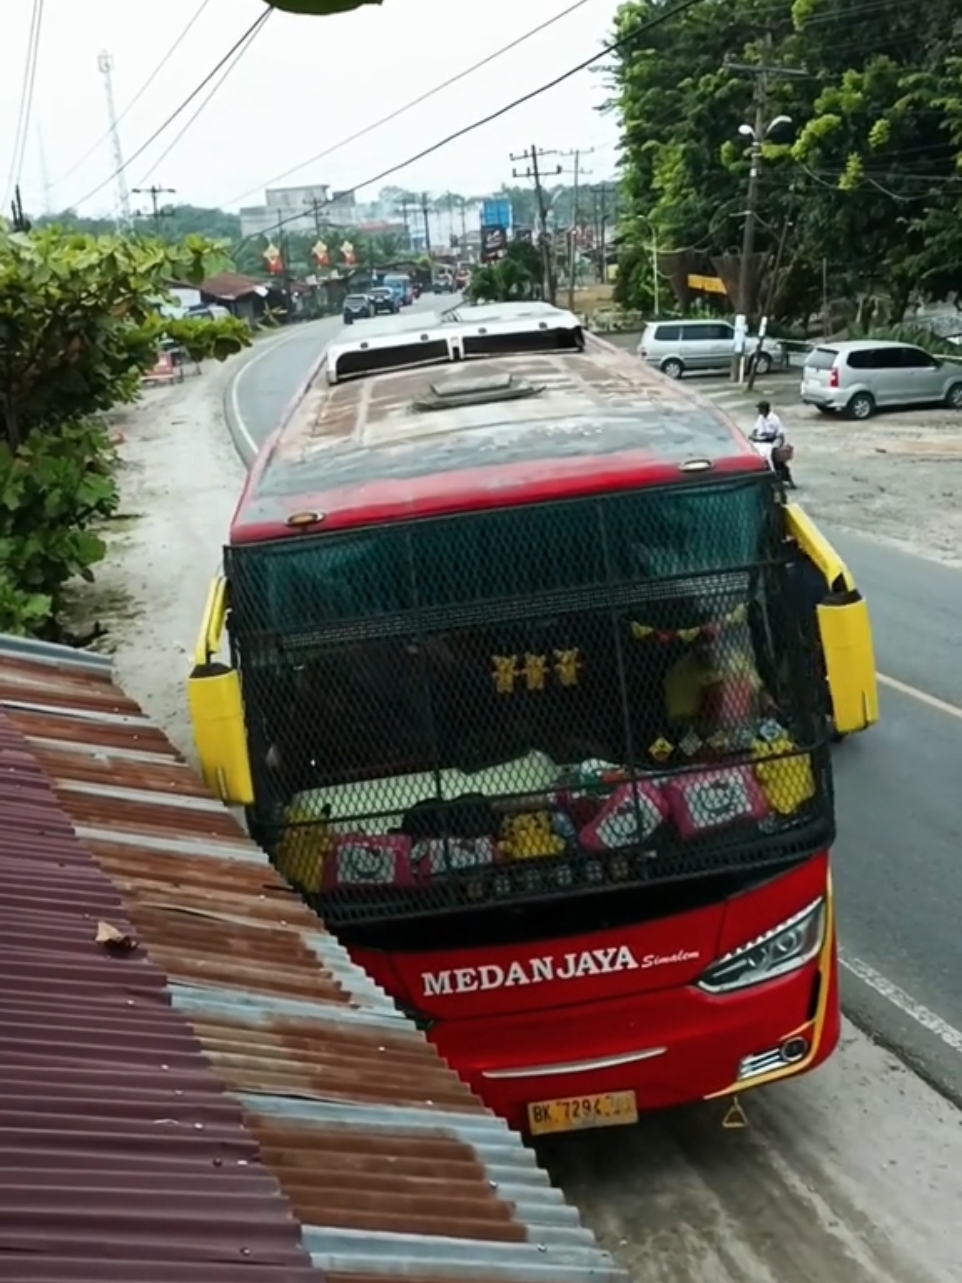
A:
[396,196,412,252]
[304,195,326,239]
[559,148,593,310]
[97,51,132,229]
[726,34,806,378]
[133,184,175,226]
[420,192,432,256]
[511,145,562,303]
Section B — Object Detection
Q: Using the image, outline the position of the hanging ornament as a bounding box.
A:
[312,239,329,266]
[262,241,284,275]
[340,239,356,266]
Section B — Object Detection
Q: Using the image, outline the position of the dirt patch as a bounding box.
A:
[573,284,616,315]
[77,359,246,758]
[599,330,962,567]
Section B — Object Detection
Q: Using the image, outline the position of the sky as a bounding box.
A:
[1,0,624,220]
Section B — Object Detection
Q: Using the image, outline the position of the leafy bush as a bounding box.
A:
[0,224,250,636]
[0,421,118,635]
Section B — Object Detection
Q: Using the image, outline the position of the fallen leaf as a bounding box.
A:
[95,919,138,951]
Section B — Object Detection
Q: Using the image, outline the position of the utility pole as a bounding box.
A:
[420,192,432,256]
[97,51,132,229]
[558,148,593,310]
[396,196,412,252]
[726,34,806,379]
[304,195,327,240]
[9,186,31,233]
[593,182,616,287]
[511,145,562,304]
[133,184,175,226]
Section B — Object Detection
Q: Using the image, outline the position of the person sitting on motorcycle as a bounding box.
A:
[750,400,795,488]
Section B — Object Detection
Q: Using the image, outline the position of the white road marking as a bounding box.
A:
[877,670,962,722]
[228,327,313,457]
[840,952,962,1055]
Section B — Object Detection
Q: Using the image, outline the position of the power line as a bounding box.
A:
[132,14,266,189]
[52,0,213,189]
[231,0,709,248]
[70,10,271,211]
[3,0,45,211]
[224,0,594,208]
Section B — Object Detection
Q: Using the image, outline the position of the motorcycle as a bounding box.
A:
[750,435,796,489]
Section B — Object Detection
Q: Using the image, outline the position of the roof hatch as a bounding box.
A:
[413,372,545,412]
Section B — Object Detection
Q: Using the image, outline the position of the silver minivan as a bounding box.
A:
[637,319,786,379]
[800,340,962,419]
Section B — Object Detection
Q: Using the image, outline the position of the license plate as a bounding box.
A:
[527,1089,638,1136]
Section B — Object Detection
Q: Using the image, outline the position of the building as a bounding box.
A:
[239,183,357,238]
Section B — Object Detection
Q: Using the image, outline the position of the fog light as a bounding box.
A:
[781,1035,809,1064]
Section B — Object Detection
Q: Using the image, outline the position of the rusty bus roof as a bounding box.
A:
[231,307,762,543]
[0,634,626,1283]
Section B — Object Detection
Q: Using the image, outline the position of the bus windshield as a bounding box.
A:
[227,474,832,928]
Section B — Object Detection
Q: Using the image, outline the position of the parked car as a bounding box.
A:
[800,339,962,419]
[637,319,787,379]
[187,303,232,321]
[342,294,374,324]
[369,287,398,315]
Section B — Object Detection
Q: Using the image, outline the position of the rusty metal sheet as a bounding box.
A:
[0,713,321,1283]
[0,635,627,1283]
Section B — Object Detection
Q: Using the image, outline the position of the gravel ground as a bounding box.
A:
[75,358,246,760]
[604,332,962,569]
[73,338,962,1283]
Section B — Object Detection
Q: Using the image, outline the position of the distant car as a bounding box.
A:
[637,319,787,379]
[187,303,231,321]
[800,339,962,419]
[342,294,374,324]
[369,288,398,315]
[433,278,454,294]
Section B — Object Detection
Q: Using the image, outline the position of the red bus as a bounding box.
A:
[189,302,878,1135]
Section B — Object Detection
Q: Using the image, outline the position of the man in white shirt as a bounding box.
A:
[749,400,795,488]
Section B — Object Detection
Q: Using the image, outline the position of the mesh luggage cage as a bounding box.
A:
[226,474,834,927]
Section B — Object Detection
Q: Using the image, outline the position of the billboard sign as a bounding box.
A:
[480,224,508,263]
[481,198,512,230]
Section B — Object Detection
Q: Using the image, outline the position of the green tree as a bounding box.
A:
[0,225,250,636]
[606,0,962,325]
[466,240,543,303]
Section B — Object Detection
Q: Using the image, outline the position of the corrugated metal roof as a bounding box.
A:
[0,634,627,1283]
[0,706,321,1283]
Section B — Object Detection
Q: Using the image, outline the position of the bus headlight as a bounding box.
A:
[697,898,825,994]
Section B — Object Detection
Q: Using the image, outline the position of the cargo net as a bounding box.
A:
[227,478,834,926]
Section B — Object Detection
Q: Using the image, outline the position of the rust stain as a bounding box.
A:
[0,711,322,1283]
[248,1119,524,1240]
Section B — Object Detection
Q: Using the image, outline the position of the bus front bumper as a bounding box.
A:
[431,942,840,1133]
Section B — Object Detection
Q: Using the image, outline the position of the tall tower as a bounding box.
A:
[97,50,132,227]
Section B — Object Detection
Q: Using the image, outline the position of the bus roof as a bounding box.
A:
[230,303,764,544]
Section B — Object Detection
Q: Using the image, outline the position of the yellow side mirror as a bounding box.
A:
[186,573,255,806]
[785,504,879,735]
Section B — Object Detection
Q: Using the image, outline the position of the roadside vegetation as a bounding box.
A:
[0,224,249,637]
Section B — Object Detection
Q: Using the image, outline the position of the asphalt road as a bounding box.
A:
[225,311,962,1106]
